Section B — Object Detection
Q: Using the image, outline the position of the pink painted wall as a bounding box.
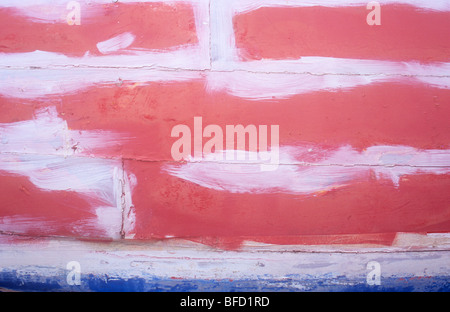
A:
[0,0,449,250]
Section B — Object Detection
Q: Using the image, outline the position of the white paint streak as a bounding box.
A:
[206,70,391,100]
[0,66,447,101]
[164,145,450,194]
[0,217,60,236]
[0,107,136,238]
[0,47,209,71]
[0,68,201,99]
[96,33,136,54]
[232,58,450,77]
[114,166,137,239]
[0,106,129,155]
[0,154,125,238]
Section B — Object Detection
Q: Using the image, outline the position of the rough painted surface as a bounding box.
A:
[233,4,450,62]
[0,2,198,56]
[0,0,449,292]
[0,237,449,292]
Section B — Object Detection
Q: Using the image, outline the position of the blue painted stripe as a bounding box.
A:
[1,271,449,292]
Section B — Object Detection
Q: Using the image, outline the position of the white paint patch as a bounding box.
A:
[164,145,450,194]
[0,46,210,70]
[0,106,129,156]
[96,33,136,55]
[0,107,136,238]
[206,70,392,100]
[0,68,202,99]
[0,153,125,238]
[0,216,60,236]
[229,58,450,77]
[0,154,117,193]
[0,66,447,101]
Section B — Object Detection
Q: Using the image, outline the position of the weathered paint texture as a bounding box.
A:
[1,237,450,292]
[0,0,449,291]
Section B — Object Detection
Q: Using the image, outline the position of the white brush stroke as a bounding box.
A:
[0,153,125,238]
[0,106,130,156]
[0,67,202,99]
[0,66,448,101]
[164,145,450,194]
[97,33,136,55]
[0,47,210,71]
[205,70,390,100]
[0,107,136,239]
